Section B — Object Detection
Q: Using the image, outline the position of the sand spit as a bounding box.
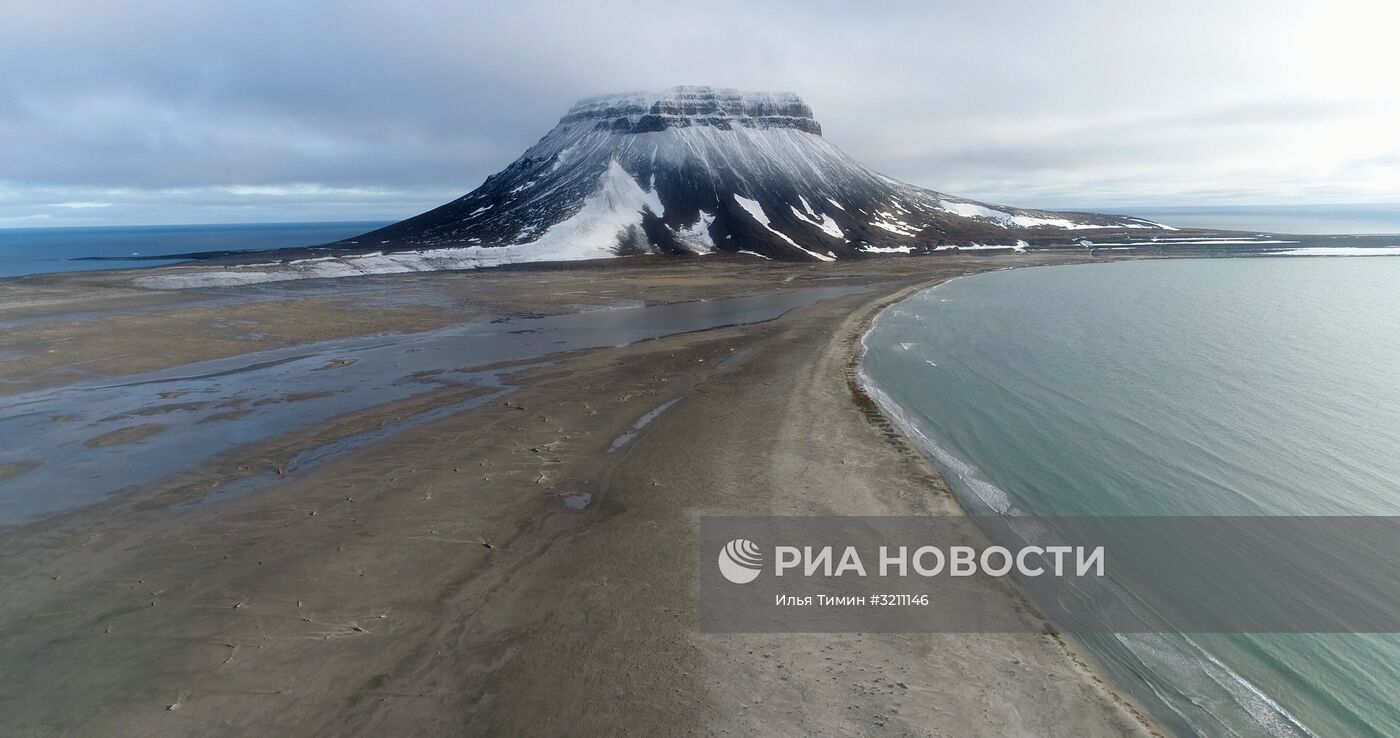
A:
[0,255,1163,736]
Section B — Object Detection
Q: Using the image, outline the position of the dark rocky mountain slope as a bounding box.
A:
[343,85,1174,263]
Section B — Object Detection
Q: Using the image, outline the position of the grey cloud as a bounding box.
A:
[1,0,1396,226]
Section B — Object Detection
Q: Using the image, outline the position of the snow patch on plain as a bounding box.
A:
[933,243,1022,252]
[1274,247,1400,256]
[861,244,915,253]
[1093,239,1301,246]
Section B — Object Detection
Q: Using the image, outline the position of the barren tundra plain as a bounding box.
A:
[0,254,1164,737]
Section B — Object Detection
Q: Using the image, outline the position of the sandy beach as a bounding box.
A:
[0,254,1163,736]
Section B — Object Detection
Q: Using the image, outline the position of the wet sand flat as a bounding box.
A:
[0,460,41,481]
[82,422,168,448]
[0,254,1163,736]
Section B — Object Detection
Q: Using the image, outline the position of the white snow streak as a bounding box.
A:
[1274,247,1400,256]
[790,204,844,239]
[733,195,835,262]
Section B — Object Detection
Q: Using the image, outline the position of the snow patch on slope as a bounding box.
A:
[936,199,1157,230]
[870,210,920,236]
[733,195,835,262]
[790,204,844,239]
[135,160,662,289]
[514,159,657,255]
[675,211,717,254]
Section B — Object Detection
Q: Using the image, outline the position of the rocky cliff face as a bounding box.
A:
[560,87,822,135]
[344,86,1171,262]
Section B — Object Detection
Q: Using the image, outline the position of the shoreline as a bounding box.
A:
[4,226,1395,290]
[851,258,1395,738]
[2,255,1166,734]
[847,273,1169,737]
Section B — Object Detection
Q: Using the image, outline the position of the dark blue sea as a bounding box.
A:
[0,221,391,278]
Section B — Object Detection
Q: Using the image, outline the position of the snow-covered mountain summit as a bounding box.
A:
[344,85,1171,263]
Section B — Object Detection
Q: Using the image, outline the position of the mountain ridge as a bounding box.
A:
[342,85,1173,262]
[132,87,1341,288]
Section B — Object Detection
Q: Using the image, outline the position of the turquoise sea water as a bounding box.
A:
[861,258,1400,737]
[0,221,391,278]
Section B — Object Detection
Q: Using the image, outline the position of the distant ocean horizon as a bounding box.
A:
[0,220,392,278]
[3,204,1399,279]
[1074,202,1400,236]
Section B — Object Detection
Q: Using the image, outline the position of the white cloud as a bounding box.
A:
[0,181,456,227]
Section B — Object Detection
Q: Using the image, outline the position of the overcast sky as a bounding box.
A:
[3,0,1398,227]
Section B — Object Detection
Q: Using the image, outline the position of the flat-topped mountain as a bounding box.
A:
[559,87,823,135]
[343,85,1173,262]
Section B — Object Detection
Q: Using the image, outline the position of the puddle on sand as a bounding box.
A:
[608,398,683,453]
[563,491,593,510]
[0,285,866,524]
[179,367,529,512]
[715,348,752,371]
[2,270,482,329]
